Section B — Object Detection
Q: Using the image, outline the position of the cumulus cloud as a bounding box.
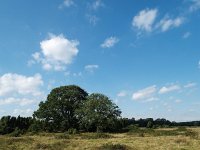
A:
[101,37,119,48]
[159,84,181,94]
[0,97,35,106]
[157,17,184,32]
[85,65,99,73]
[30,34,79,71]
[132,8,158,32]
[0,73,43,96]
[132,85,157,100]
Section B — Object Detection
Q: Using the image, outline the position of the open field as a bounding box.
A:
[1,127,200,150]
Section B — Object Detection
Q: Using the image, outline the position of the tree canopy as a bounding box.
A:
[33,85,88,131]
[77,93,121,132]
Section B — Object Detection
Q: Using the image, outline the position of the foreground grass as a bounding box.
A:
[0,127,200,150]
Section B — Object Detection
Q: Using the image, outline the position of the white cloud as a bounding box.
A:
[159,84,181,94]
[86,14,99,25]
[31,34,79,71]
[0,73,43,96]
[157,17,184,32]
[144,97,159,102]
[85,65,99,73]
[184,82,196,88]
[101,37,119,48]
[189,0,200,12]
[132,85,157,100]
[183,32,191,39]
[175,99,182,103]
[0,97,35,106]
[59,0,74,9]
[63,0,74,7]
[73,72,82,77]
[90,0,104,10]
[13,109,33,117]
[132,8,158,32]
[117,91,127,97]
[199,61,200,68]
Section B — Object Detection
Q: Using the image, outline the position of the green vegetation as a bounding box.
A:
[1,84,200,149]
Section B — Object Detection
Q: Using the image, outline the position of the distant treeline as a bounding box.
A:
[0,85,200,135]
[1,115,200,135]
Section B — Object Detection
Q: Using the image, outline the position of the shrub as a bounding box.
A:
[95,133,112,138]
[67,128,78,135]
[55,133,70,139]
[81,133,112,139]
[176,127,187,132]
[9,128,22,137]
[185,130,198,139]
[98,143,128,150]
[35,143,50,149]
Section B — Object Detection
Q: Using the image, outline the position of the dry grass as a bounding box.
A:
[0,127,200,150]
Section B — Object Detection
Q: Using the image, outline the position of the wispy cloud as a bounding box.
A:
[184,82,197,88]
[85,65,99,73]
[183,32,191,39]
[175,99,182,103]
[132,85,157,100]
[143,97,159,103]
[59,0,74,9]
[189,0,200,12]
[89,0,104,11]
[199,61,200,68]
[86,14,99,25]
[117,91,127,97]
[101,36,119,48]
[159,84,181,94]
[132,8,185,35]
[157,17,184,32]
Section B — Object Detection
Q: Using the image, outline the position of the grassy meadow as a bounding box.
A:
[0,127,200,150]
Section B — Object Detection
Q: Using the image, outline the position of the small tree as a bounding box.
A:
[77,93,121,132]
[147,121,153,128]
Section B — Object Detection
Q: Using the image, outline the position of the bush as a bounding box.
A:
[35,143,50,149]
[176,127,187,132]
[185,130,198,139]
[98,143,128,150]
[67,128,78,135]
[55,133,70,139]
[95,133,112,138]
[9,128,22,137]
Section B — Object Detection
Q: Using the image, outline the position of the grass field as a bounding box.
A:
[1,127,200,150]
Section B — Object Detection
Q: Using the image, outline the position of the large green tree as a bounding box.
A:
[77,93,121,132]
[33,85,88,131]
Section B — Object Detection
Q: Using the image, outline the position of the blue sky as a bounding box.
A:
[0,0,200,121]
